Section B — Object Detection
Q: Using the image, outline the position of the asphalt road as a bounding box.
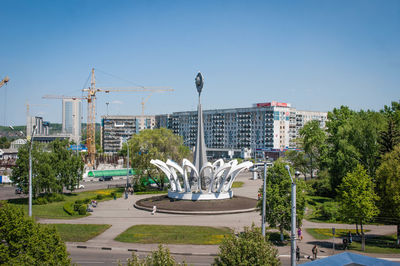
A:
[68,247,216,266]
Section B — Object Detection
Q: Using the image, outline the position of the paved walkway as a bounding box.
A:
[39,172,400,261]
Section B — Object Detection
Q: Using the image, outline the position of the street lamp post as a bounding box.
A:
[261,161,267,237]
[126,141,130,188]
[286,165,299,266]
[10,125,36,217]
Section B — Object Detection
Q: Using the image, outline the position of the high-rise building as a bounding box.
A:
[101,115,156,153]
[62,99,82,144]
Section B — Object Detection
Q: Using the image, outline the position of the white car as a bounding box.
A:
[75,184,85,189]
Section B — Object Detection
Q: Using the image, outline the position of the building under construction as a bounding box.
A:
[101,115,155,153]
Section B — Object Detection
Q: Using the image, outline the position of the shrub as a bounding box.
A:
[63,202,77,215]
[78,205,87,215]
[124,245,179,266]
[75,199,83,205]
[309,170,332,197]
[214,224,280,266]
[316,202,339,221]
[111,192,116,198]
[46,193,65,203]
[33,197,48,205]
[83,198,91,204]
[96,194,104,200]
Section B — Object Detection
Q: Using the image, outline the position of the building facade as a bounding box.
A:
[101,115,156,153]
[62,99,82,144]
[156,101,327,153]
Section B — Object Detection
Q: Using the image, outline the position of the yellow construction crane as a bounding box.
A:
[43,68,173,168]
[0,76,9,89]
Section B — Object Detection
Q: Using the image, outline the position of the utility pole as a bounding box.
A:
[126,140,130,188]
[286,165,297,266]
[261,161,267,237]
[28,125,37,217]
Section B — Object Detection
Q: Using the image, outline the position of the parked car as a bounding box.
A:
[99,176,113,181]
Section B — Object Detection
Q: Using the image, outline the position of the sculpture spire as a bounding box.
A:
[192,72,208,190]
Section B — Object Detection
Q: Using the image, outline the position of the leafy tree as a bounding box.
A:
[0,136,11,148]
[376,145,400,246]
[0,203,70,265]
[337,164,379,251]
[284,149,308,179]
[11,139,84,196]
[214,224,280,266]
[122,244,182,266]
[379,101,400,155]
[257,160,307,241]
[129,128,190,189]
[326,106,358,191]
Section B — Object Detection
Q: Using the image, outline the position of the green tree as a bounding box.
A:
[11,140,84,196]
[379,101,400,155]
[122,244,181,266]
[0,136,11,148]
[337,164,379,251]
[129,128,190,189]
[257,160,307,241]
[0,203,70,265]
[326,106,358,191]
[214,224,280,266]
[376,145,400,246]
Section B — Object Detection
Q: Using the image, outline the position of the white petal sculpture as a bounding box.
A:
[150,158,253,201]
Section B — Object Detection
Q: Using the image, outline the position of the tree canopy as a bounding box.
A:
[257,160,307,240]
[11,139,84,196]
[214,224,280,266]
[0,203,70,265]
[129,128,191,189]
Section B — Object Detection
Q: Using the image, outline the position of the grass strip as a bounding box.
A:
[8,188,124,219]
[232,181,244,188]
[45,224,111,242]
[115,224,232,245]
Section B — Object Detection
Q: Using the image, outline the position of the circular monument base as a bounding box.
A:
[168,190,232,201]
[134,195,257,215]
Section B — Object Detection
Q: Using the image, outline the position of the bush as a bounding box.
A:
[63,202,77,215]
[78,205,87,215]
[83,198,91,204]
[75,199,83,205]
[309,170,332,197]
[33,197,48,205]
[316,202,339,221]
[124,245,179,266]
[96,194,104,200]
[214,224,280,266]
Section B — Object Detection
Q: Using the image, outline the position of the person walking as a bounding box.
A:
[312,245,318,260]
[348,231,353,244]
[297,227,303,241]
[296,246,300,261]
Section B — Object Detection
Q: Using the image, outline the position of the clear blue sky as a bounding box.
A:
[1,0,399,126]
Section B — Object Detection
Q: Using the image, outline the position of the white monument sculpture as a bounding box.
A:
[150,73,253,200]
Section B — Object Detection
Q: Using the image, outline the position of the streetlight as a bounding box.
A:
[261,156,269,237]
[10,124,36,217]
[285,165,300,266]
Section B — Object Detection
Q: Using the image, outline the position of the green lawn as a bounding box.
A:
[45,224,111,242]
[115,225,232,245]
[232,181,244,188]
[305,228,400,254]
[8,188,124,219]
[305,195,341,223]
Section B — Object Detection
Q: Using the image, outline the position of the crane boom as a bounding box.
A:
[42,68,173,169]
[0,76,9,88]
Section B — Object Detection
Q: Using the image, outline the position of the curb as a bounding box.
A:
[72,244,218,256]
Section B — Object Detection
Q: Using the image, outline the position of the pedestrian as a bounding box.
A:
[151,205,157,215]
[312,245,318,260]
[348,231,352,244]
[124,188,128,199]
[296,246,300,261]
[257,193,261,200]
[297,227,302,241]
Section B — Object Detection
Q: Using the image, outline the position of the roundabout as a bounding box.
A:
[134,194,258,215]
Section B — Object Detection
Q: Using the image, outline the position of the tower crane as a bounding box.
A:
[0,76,9,88]
[43,68,173,169]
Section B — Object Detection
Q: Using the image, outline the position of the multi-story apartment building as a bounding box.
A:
[156,101,327,153]
[101,115,156,153]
